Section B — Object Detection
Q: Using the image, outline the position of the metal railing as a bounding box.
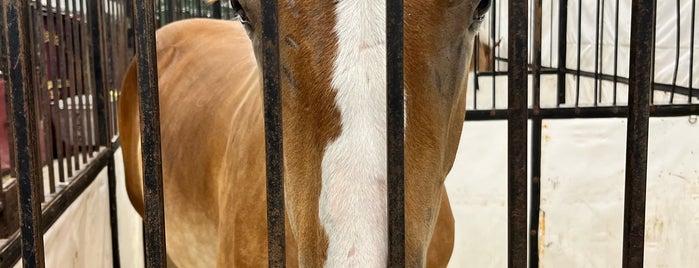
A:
[0,0,131,266]
[2,0,696,267]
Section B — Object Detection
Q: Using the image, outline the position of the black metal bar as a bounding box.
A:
[89,0,108,162]
[212,1,221,19]
[30,1,57,193]
[599,0,607,103]
[46,0,68,183]
[594,0,602,106]
[622,0,655,266]
[691,0,697,104]
[166,0,175,24]
[508,0,528,267]
[670,0,681,103]
[479,67,699,100]
[575,0,583,106]
[557,0,568,105]
[62,0,80,175]
[491,0,497,109]
[529,0,543,266]
[108,156,121,268]
[387,0,406,266]
[473,34,480,109]
[466,104,699,120]
[260,1,286,267]
[133,0,168,267]
[3,0,46,266]
[613,0,621,105]
[76,0,89,165]
[56,0,75,179]
[650,0,657,104]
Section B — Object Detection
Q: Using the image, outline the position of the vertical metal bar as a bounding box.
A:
[650,0,657,104]
[89,0,108,150]
[56,0,75,178]
[613,0,620,105]
[82,0,95,162]
[622,0,654,266]
[557,0,568,105]
[62,0,80,174]
[669,0,681,103]
[473,34,480,110]
[575,0,582,107]
[3,0,46,266]
[529,0,543,266]
[594,0,602,106]
[212,0,221,19]
[260,1,286,267]
[29,1,56,194]
[491,1,497,109]
[166,0,174,24]
[70,0,83,169]
[72,0,91,164]
[108,156,121,268]
[690,0,696,103]
[508,0,528,267]
[47,0,68,182]
[27,5,46,200]
[386,0,406,267]
[599,0,606,103]
[133,0,168,266]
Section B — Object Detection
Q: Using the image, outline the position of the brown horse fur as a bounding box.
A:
[120,0,490,266]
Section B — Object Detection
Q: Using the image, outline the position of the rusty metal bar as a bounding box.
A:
[508,0,528,267]
[557,0,568,105]
[386,0,405,266]
[260,1,286,267]
[622,0,655,266]
[529,0,543,266]
[132,0,168,266]
[3,0,46,267]
[70,0,84,170]
[386,0,405,267]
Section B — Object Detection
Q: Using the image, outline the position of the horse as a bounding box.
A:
[118,0,492,266]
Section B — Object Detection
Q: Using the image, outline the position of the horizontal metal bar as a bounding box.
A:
[466,104,699,120]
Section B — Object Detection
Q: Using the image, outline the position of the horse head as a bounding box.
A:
[206,0,491,266]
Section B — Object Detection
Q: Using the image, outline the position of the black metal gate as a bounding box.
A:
[0,0,130,266]
[2,0,698,267]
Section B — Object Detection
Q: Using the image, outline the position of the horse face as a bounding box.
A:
[231,0,490,266]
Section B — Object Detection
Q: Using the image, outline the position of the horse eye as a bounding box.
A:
[473,0,492,21]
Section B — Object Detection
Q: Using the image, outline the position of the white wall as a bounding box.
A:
[13,169,112,268]
[446,116,699,267]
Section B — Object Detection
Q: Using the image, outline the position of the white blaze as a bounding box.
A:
[319,0,388,267]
